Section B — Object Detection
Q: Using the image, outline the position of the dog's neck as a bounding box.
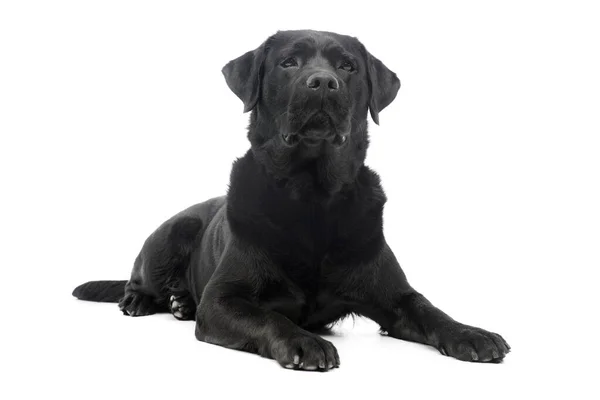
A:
[226,149,387,263]
[232,150,352,205]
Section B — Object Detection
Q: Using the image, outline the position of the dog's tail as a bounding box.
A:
[72,280,127,303]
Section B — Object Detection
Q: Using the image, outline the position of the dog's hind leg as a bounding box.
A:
[119,279,165,317]
[119,215,204,317]
[119,254,170,316]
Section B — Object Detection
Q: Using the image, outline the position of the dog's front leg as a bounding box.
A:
[194,241,339,371]
[349,242,511,362]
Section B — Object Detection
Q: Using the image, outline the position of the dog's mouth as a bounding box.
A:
[282,111,348,147]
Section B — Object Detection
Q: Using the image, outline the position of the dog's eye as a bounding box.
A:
[280,57,298,68]
[339,60,355,72]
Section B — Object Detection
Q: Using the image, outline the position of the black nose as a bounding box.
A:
[306,72,339,91]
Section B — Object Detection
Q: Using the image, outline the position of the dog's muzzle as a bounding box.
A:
[282,111,348,147]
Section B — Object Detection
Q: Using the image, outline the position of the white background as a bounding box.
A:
[1,1,599,399]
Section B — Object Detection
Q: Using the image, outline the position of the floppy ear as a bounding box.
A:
[222,43,267,113]
[366,52,400,125]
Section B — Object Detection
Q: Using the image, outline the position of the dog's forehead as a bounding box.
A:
[269,30,359,54]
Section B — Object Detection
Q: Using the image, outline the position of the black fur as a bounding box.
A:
[72,280,126,302]
[74,30,510,371]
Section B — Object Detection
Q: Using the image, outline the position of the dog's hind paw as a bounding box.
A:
[169,294,195,321]
[118,291,157,317]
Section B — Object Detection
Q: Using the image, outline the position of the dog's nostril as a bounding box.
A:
[328,78,339,90]
[307,78,321,89]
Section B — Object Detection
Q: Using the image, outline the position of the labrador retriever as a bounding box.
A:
[73,30,510,371]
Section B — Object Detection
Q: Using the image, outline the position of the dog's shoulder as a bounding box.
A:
[353,165,387,206]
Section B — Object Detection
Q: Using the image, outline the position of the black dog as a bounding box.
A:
[73,30,510,371]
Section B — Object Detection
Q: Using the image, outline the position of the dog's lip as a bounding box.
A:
[281,131,348,147]
[282,111,349,147]
[300,136,325,147]
[298,127,335,139]
[302,110,334,128]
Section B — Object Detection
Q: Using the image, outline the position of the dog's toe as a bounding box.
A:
[169,293,195,320]
[438,325,510,363]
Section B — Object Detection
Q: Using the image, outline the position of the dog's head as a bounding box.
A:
[223,30,399,195]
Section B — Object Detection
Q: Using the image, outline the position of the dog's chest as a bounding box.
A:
[258,205,376,324]
[261,286,345,327]
[260,259,351,326]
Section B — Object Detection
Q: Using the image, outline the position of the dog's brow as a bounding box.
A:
[323,43,347,57]
[292,39,316,51]
[278,39,317,58]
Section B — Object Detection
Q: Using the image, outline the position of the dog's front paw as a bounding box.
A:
[437,324,510,363]
[271,333,340,371]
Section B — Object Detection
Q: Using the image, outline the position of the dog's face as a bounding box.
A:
[222,30,400,194]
